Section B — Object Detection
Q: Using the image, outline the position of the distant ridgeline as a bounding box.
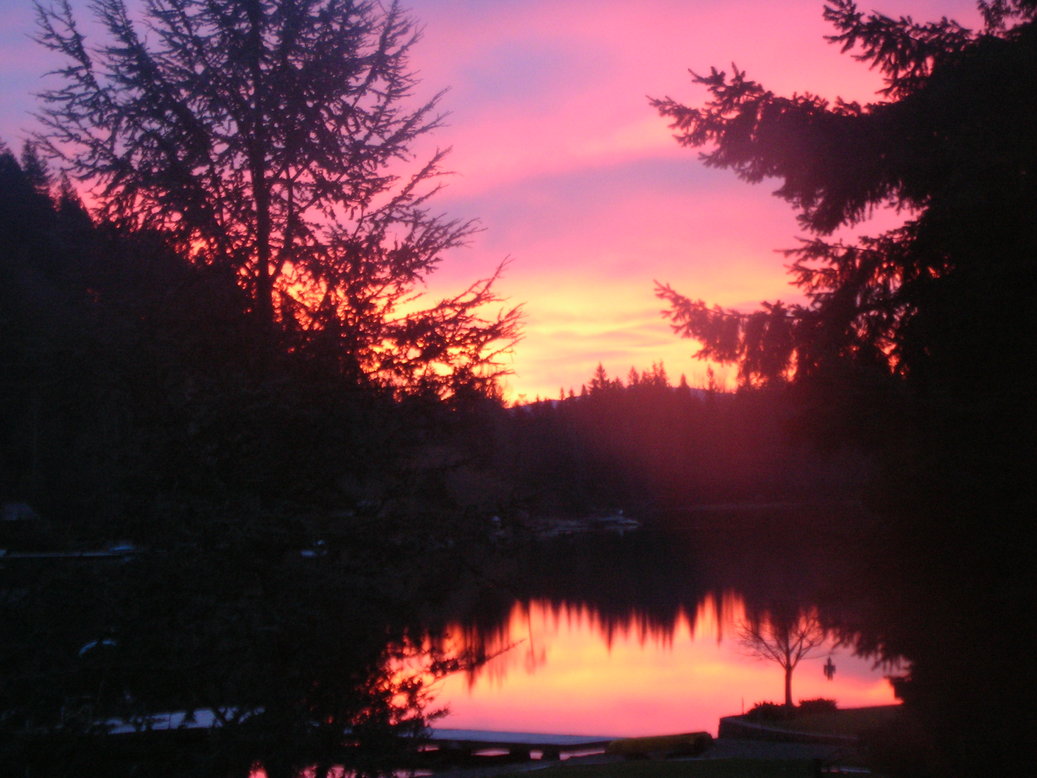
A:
[503,366,870,515]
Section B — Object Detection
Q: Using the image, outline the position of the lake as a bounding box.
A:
[428,507,898,737]
[248,508,899,777]
[432,595,896,737]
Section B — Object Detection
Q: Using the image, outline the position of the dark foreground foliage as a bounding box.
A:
[5,6,521,771]
[654,1,1037,774]
[744,699,838,723]
[0,143,500,777]
[0,140,877,776]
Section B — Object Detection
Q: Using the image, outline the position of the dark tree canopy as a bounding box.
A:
[652,2,1036,774]
[34,0,519,397]
[0,141,502,777]
[7,4,527,770]
[653,0,1037,391]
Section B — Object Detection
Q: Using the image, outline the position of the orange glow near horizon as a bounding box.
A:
[430,597,897,738]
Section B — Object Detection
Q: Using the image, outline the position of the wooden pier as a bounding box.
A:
[425,728,615,762]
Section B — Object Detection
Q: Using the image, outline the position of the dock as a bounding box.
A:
[426,728,615,762]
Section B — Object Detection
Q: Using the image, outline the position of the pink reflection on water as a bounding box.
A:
[432,594,897,737]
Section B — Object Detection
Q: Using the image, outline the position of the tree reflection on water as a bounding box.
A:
[432,596,894,737]
[426,505,899,736]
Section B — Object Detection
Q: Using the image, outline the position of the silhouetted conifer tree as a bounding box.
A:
[652,2,1037,772]
[0,145,486,777]
[34,0,519,397]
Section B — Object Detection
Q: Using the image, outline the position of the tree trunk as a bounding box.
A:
[245,0,275,342]
[784,664,793,708]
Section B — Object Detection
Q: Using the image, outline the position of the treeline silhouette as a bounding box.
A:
[0,143,511,543]
[0,143,507,776]
[499,364,868,515]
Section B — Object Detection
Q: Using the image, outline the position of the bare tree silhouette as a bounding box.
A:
[739,608,827,708]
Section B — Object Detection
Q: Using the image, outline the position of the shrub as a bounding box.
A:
[744,701,792,721]
[745,699,838,721]
[797,698,838,715]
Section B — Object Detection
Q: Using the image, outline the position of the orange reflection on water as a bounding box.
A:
[431,595,897,737]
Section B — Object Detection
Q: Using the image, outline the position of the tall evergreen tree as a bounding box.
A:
[652,1,1037,773]
[0,146,484,778]
[34,0,518,396]
[654,0,1036,393]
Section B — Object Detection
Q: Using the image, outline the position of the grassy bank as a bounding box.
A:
[782,704,901,737]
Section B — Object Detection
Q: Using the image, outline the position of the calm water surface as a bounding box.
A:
[434,595,895,737]
[252,512,898,776]
[431,507,899,739]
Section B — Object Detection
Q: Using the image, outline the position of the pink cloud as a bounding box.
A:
[412,0,980,200]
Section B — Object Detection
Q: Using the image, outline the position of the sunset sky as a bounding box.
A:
[0,0,980,401]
